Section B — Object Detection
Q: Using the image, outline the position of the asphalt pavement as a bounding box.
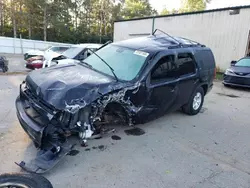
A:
[0,74,250,188]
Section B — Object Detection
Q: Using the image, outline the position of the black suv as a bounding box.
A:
[15,30,216,173]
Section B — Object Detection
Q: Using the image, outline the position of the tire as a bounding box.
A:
[182,86,204,115]
[0,173,53,188]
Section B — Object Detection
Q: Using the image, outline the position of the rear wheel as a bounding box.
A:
[182,87,204,115]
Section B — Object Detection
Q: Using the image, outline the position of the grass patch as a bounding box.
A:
[215,72,224,80]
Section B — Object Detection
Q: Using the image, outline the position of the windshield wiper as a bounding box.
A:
[88,49,119,82]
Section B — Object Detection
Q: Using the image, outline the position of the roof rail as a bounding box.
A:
[152,29,181,45]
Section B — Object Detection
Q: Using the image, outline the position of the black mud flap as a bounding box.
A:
[15,144,73,174]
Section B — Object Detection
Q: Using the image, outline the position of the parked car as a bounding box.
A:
[24,46,70,70]
[24,46,69,60]
[15,30,215,173]
[223,57,250,88]
[43,43,102,68]
[0,56,8,72]
[25,55,44,70]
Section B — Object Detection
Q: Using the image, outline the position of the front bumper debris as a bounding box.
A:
[16,96,47,146]
[16,82,75,174]
[16,144,73,174]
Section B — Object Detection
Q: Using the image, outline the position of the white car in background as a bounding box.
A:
[43,43,102,68]
[24,46,69,60]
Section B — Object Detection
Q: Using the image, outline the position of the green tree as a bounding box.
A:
[0,0,159,43]
[160,8,170,15]
[180,0,211,12]
[122,0,157,19]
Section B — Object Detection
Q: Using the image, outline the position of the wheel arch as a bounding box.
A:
[103,101,130,124]
[200,84,208,95]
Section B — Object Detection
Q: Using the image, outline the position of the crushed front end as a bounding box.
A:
[15,81,75,173]
[15,61,144,173]
[15,80,127,173]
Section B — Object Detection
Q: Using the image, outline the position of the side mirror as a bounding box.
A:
[231,61,237,66]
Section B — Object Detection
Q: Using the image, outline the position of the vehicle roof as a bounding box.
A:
[113,34,205,54]
[72,43,102,48]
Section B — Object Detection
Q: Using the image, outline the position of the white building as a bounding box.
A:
[114,5,250,70]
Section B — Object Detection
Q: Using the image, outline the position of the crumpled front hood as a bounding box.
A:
[44,51,61,62]
[26,63,119,110]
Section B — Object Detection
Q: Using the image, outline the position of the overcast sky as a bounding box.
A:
[150,0,250,12]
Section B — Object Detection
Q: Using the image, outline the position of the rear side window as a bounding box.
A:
[177,53,196,76]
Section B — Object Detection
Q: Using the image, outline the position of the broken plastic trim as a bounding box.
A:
[15,144,73,174]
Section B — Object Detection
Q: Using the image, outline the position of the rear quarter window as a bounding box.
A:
[177,53,196,77]
[194,50,215,70]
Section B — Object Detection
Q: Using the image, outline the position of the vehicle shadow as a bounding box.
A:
[45,111,184,175]
[224,85,250,92]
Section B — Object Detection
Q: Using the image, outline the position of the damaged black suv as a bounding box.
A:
[15,30,215,173]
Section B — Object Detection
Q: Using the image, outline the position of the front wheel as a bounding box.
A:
[0,173,53,188]
[182,87,204,115]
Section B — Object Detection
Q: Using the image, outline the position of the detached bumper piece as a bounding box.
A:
[15,144,73,174]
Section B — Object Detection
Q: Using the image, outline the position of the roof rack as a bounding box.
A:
[152,29,206,48]
[152,29,181,45]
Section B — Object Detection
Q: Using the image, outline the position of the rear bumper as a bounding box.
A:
[223,74,250,88]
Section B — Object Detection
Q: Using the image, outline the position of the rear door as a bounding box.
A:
[146,54,180,117]
[176,52,198,106]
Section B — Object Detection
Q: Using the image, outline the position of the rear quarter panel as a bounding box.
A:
[194,48,216,93]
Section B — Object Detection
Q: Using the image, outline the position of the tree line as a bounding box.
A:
[0,0,210,44]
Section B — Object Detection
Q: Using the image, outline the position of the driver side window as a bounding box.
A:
[150,55,178,83]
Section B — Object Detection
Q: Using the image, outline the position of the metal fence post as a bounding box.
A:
[13,37,15,54]
[20,34,23,54]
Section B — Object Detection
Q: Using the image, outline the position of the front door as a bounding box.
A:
[146,54,180,119]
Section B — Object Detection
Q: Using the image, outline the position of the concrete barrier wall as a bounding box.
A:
[0,36,72,54]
